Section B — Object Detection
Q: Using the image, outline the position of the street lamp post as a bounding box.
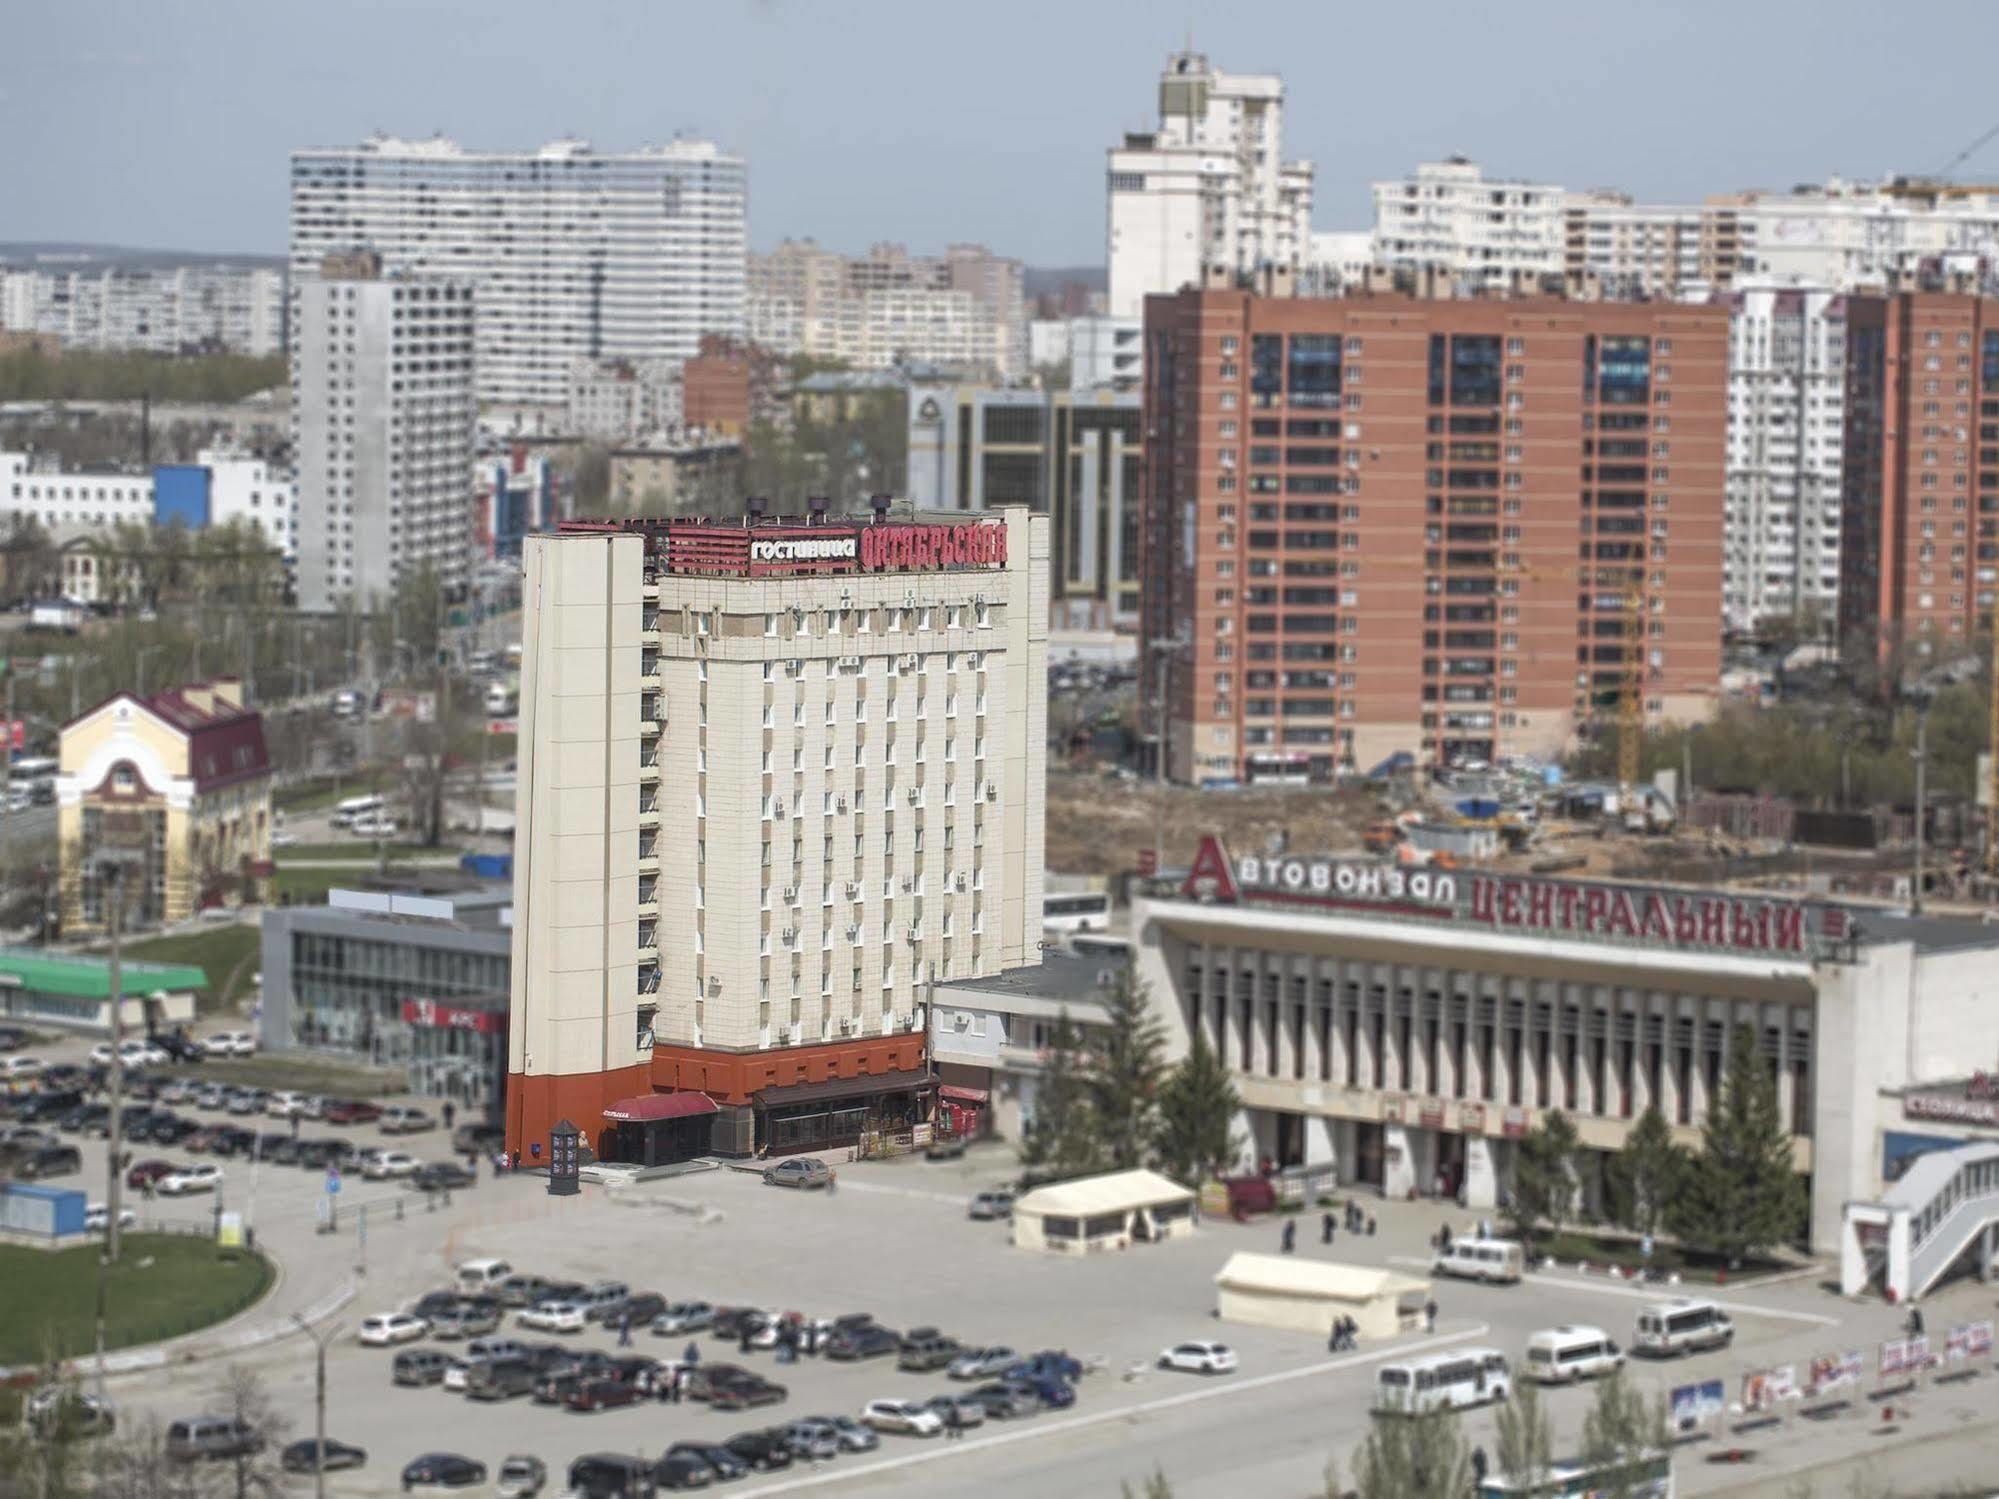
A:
[291,1314,344,1499]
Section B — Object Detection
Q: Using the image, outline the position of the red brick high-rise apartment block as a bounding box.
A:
[1838,290,1999,665]
[1140,289,1728,782]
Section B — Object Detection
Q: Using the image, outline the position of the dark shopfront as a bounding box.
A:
[756,1071,938,1155]
[602,1091,719,1167]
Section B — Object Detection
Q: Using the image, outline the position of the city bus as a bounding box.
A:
[6,756,58,808]
[1372,1348,1511,1414]
[331,794,387,830]
[1042,891,1111,935]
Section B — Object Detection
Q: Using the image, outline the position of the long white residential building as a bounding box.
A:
[289,134,747,407]
[505,508,1048,1165]
[1105,51,1313,319]
[1,448,296,561]
[290,254,475,611]
[1723,287,1847,633]
[0,264,286,356]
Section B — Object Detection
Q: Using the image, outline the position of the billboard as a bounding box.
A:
[1879,1336,1931,1378]
[1741,1365,1796,1412]
[1807,1350,1864,1394]
[1669,1379,1726,1432]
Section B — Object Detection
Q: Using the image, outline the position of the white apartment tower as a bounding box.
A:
[1723,287,1847,634]
[506,508,1048,1162]
[1106,52,1314,319]
[1370,158,1567,290]
[291,253,475,612]
[289,135,747,407]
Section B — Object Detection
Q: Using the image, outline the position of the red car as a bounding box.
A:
[125,1159,176,1189]
[322,1100,382,1125]
[563,1377,644,1413]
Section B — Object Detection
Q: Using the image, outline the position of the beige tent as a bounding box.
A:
[1214,1251,1430,1341]
[1011,1168,1197,1255]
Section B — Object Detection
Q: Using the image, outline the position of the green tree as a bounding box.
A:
[1669,1024,1806,1263]
[1579,1369,1668,1499]
[1604,1105,1688,1239]
[1351,1406,1471,1499]
[1019,1012,1101,1180]
[1088,965,1169,1171]
[1505,1109,1579,1254]
[1120,1468,1174,1499]
[1493,1373,1554,1492]
[1154,1026,1242,1183]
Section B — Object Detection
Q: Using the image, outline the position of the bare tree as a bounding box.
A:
[1350,1406,1472,1499]
[216,1365,289,1499]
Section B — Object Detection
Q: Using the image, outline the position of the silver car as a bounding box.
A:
[781,1421,841,1462]
[948,1345,1019,1380]
[762,1157,831,1189]
[967,1189,1015,1220]
[809,1415,879,1453]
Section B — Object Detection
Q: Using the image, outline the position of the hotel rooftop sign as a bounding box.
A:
[566,518,1008,578]
[1177,835,1849,960]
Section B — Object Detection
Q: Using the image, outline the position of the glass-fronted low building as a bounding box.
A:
[259,883,510,1107]
[0,949,207,1035]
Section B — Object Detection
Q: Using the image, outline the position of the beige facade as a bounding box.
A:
[508,508,1049,1159]
[56,678,272,933]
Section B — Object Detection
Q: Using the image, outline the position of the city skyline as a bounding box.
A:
[8,0,1998,267]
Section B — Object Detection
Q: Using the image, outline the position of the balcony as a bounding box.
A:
[637,924,659,962]
[639,751,660,782]
[637,833,659,873]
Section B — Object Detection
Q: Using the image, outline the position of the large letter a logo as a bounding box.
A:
[1179,835,1239,904]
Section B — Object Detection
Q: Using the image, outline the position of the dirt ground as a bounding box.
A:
[1046,768,1388,876]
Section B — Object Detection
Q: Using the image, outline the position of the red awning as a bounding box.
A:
[603,1092,717,1123]
[939,1085,989,1105]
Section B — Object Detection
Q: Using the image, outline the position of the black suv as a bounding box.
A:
[16,1143,82,1180]
[826,1324,899,1361]
[723,1429,795,1472]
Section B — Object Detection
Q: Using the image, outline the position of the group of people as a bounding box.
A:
[1277,1200,1377,1256]
[1326,1316,1360,1353]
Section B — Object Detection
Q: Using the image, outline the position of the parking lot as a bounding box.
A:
[10,1026,1999,1495]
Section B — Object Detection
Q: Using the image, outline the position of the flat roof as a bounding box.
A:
[934,952,1120,1007]
[1015,1169,1194,1219]
[0,949,208,999]
[1214,1251,1429,1303]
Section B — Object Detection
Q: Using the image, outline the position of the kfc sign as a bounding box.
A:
[859,523,1005,571]
[402,998,504,1035]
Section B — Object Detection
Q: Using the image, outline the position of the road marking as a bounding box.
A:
[1388,1258,1842,1326]
[833,1179,968,1206]
[728,1323,1491,1497]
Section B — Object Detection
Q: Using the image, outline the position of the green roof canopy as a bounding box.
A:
[0,949,209,999]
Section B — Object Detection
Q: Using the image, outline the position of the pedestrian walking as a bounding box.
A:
[1321,1211,1334,1245]
[1471,1447,1489,1486]
[442,1100,456,1131]
[1366,1215,1377,1237]
[1907,1306,1925,1339]
[1280,1219,1297,1254]
[946,1404,963,1441]
[289,1112,300,1140]
[827,1170,837,1195]
[1424,1298,1438,1333]
[619,1313,632,1348]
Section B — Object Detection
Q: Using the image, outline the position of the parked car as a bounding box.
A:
[322,1099,383,1125]
[164,1416,261,1462]
[495,1455,547,1498]
[826,1324,900,1361]
[575,1281,632,1322]
[649,1451,716,1491]
[152,1033,207,1065]
[662,1443,747,1484]
[466,1357,537,1401]
[453,1122,508,1156]
[564,1376,645,1413]
[920,1393,987,1431]
[0,1056,45,1079]
[410,1161,476,1192]
[400,1453,487,1490]
[708,1374,786,1412]
[265,1091,311,1118]
[157,1163,224,1196]
[362,1149,421,1180]
[861,1398,942,1437]
[1008,1350,1084,1384]
[145,1114,200,1146]
[295,1139,345,1169]
[429,1303,500,1340]
[496,1273,557,1309]
[897,1332,961,1372]
[780,1419,842,1462]
[722,1428,795,1472]
[208,1125,256,1158]
[808,1415,879,1453]
[682,1363,753,1403]
[24,1390,115,1438]
[924,1133,967,1161]
[15,1143,82,1180]
[948,1345,1019,1380]
[564,1453,655,1499]
[967,1188,1015,1220]
[202,1032,256,1058]
[381,1105,436,1135]
[518,1301,587,1334]
[1158,1341,1238,1375]
[762,1157,831,1189]
[359,1313,430,1347]
[966,1382,1040,1419]
[124,1159,177,1190]
[280,1439,367,1474]
[392,1348,452,1386]
[602,1291,667,1328]
[84,1203,137,1233]
[651,1300,715,1335]
[224,1089,266,1116]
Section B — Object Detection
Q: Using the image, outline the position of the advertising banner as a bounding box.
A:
[1808,1351,1863,1394]
[1741,1370,1776,1412]
[1880,1337,1932,1378]
[1670,1379,1726,1432]
[1967,1321,1995,1358]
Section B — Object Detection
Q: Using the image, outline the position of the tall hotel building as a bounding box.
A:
[290,135,747,407]
[1140,289,1729,782]
[506,508,1048,1161]
[1837,288,1999,661]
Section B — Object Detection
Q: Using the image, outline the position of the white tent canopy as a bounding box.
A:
[1214,1251,1430,1340]
[1011,1168,1198,1254]
[1014,1168,1194,1219]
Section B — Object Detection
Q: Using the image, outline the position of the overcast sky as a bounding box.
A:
[6,0,1996,266]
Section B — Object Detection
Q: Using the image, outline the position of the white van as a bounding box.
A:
[1524,1325,1625,1384]
[1374,1348,1511,1414]
[455,1257,514,1295]
[1432,1237,1526,1284]
[1633,1298,1733,1358]
[330,794,385,829]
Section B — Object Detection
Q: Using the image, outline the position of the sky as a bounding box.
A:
[6,0,1998,266]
